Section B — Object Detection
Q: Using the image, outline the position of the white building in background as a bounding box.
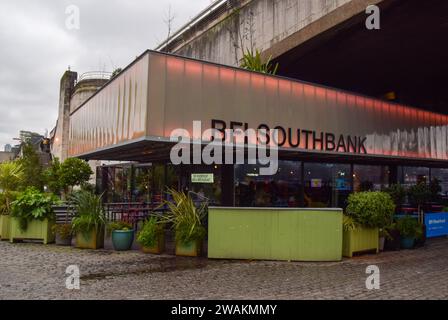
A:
[50,70,112,183]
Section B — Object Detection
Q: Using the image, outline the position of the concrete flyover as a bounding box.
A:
[159,0,448,115]
[159,0,386,66]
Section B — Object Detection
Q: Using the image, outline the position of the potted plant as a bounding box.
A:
[0,161,24,240]
[108,221,134,251]
[383,222,401,251]
[396,215,423,249]
[71,191,106,249]
[343,191,395,257]
[9,187,59,244]
[161,188,207,257]
[408,182,431,246]
[52,224,72,246]
[378,227,390,251]
[137,216,165,254]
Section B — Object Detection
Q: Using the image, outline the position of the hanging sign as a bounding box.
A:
[191,173,214,184]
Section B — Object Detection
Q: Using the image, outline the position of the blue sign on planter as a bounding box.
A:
[425,212,448,238]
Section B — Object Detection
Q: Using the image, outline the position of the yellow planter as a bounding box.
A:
[0,215,11,240]
[175,239,201,257]
[343,226,379,257]
[75,227,104,249]
[141,234,165,254]
[10,218,55,244]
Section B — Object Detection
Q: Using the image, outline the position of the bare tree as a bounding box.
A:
[225,8,256,65]
[163,4,176,52]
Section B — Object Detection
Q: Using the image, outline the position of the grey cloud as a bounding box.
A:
[0,0,211,148]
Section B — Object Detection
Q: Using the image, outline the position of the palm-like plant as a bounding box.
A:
[240,49,279,75]
[0,161,24,214]
[159,188,207,244]
[70,191,106,234]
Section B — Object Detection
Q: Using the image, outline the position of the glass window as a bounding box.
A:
[182,165,222,206]
[304,163,351,208]
[398,166,429,187]
[134,165,152,202]
[101,165,133,202]
[353,165,389,192]
[430,168,448,196]
[235,161,302,207]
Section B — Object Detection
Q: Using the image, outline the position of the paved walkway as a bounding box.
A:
[0,238,447,299]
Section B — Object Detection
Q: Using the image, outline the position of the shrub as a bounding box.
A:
[408,182,431,207]
[11,187,59,231]
[396,216,423,239]
[18,142,44,190]
[0,161,24,214]
[0,191,19,215]
[346,191,395,229]
[383,184,406,207]
[429,178,442,202]
[43,157,63,195]
[60,158,93,195]
[137,217,164,248]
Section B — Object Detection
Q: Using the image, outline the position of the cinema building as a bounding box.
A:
[68,50,448,209]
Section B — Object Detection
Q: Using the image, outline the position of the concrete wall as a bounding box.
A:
[174,0,353,66]
[52,71,77,162]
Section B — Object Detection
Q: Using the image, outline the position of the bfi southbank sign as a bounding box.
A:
[169,119,367,176]
[211,119,368,154]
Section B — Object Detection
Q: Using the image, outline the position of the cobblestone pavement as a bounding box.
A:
[1,238,448,300]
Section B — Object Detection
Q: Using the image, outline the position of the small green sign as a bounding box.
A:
[191,173,214,184]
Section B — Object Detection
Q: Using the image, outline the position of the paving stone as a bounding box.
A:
[0,238,448,299]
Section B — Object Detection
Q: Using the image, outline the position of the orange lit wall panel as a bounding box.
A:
[69,51,448,161]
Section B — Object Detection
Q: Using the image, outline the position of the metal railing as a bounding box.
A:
[77,71,112,82]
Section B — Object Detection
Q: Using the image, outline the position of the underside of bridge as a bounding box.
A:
[273,0,448,114]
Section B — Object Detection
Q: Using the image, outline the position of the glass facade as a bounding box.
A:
[304,163,351,208]
[181,164,222,206]
[398,166,430,187]
[353,165,389,192]
[235,161,302,207]
[430,168,448,196]
[98,163,179,203]
[98,161,448,208]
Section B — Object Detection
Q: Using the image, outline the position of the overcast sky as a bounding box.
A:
[0,0,212,149]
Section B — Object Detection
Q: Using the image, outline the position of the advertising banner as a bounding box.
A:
[425,212,448,238]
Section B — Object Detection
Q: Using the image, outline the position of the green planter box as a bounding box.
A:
[176,239,201,257]
[141,234,165,254]
[10,218,55,244]
[208,207,343,262]
[343,227,379,257]
[0,215,11,241]
[75,227,105,249]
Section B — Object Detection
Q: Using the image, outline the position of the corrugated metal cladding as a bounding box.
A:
[69,50,448,161]
[69,54,149,157]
